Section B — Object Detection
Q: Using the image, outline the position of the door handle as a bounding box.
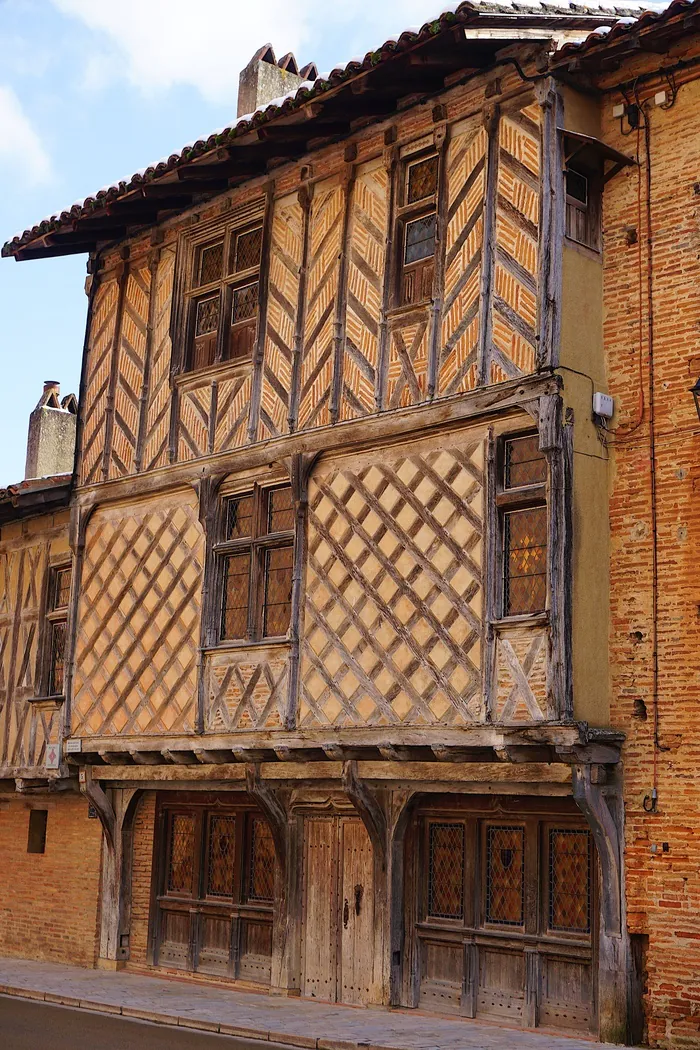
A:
[354,884,363,916]
[343,898,349,928]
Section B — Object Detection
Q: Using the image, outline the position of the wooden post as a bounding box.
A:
[247,180,276,443]
[387,789,418,1007]
[134,248,160,473]
[427,123,450,401]
[79,768,142,966]
[573,765,629,1043]
[245,765,298,995]
[536,81,565,371]
[288,186,312,433]
[329,162,356,424]
[101,249,130,482]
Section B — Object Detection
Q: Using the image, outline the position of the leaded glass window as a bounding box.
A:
[427,822,464,919]
[248,819,275,902]
[397,150,439,306]
[503,506,548,616]
[167,814,196,895]
[549,828,591,933]
[217,485,295,643]
[46,564,71,697]
[207,815,236,897]
[486,825,525,926]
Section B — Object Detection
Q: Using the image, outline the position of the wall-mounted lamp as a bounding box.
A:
[691,377,700,421]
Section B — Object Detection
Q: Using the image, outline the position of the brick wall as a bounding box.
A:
[601,64,700,1048]
[0,795,102,966]
[130,791,156,965]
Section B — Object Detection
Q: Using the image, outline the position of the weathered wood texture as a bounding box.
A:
[258,192,305,440]
[72,491,204,736]
[299,437,484,728]
[490,105,541,383]
[76,99,549,488]
[439,121,487,397]
[0,515,70,771]
[80,278,119,485]
[297,178,344,430]
[494,625,550,722]
[341,160,389,420]
[204,646,289,732]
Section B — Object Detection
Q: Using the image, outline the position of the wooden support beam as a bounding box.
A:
[127,749,161,765]
[160,749,198,766]
[342,760,388,866]
[193,748,231,764]
[245,764,288,875]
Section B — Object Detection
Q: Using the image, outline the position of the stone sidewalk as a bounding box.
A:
[0,956,617,1050]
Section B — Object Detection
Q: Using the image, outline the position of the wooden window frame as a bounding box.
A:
[495,433,548,622]
[183,212,265,375]
[214,483,295,645]
[564,164,602,253]
[42,562,71,698]
[392,150,440,309]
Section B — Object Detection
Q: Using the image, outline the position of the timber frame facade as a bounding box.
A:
[2,2,673,1043]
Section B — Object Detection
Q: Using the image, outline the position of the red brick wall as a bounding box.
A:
[601,65,700,1048]
[0,795,102,966]
[130,792,156,965]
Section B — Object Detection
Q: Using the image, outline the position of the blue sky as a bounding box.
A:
[0,0,442,486]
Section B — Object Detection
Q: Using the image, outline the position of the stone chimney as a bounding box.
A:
[24,381,78,480]
[237,45,318,118]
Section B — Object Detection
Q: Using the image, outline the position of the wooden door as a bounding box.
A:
[414,806,596,1033]
[301,816,375,1005]
[338,818,375,1005]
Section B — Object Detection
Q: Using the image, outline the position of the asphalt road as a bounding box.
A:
[0,996,292,1050]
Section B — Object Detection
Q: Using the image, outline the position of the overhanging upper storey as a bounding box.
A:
[3,1,655,262]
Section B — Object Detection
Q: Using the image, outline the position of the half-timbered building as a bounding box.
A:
[1,2,665,1043]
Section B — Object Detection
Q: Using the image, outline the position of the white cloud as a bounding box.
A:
[0,85,52,185]
[49,0,438,104]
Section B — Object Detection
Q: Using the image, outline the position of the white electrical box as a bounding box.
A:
[612,103,625,118]
[593,391,614,418]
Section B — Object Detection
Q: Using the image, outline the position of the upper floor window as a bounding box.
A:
[396,153,439,307]
[214,484,294,643]
[46,565,71,696]
[565,165,600,252]
[188,222,263,372]
[498,435,547,618]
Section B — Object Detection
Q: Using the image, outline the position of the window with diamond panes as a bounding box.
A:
[248,818,275,902]
[217,485,294,642]
[206,815,236,898]
[427,822,465,920]
[498,434,547,618]
[485,825,525,926]
[45,564,71,696]
[396,153,439,306]
[167,814,196,896]
[186,218,264,372]
[549,828,591,934]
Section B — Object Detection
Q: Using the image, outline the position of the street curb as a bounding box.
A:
[0,985,398,1050]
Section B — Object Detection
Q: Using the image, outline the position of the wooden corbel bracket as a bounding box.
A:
[78,766,116,853]
[245,764,289,877]
[572,764,621,936]
[342,760,388,869]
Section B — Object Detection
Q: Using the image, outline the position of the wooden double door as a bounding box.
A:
[301,816,377,1005]
[409,800,597,1033]
[151,795,276,984]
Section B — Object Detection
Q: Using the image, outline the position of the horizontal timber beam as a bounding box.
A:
[75,372,561,506]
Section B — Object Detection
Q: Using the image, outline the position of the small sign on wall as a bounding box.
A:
[45,742,61,770]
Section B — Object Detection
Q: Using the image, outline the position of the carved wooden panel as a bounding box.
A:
[491,105,541,383]
[258,193,304,440]
[213,375,251,453]
[0,523,69,770]
[386,312,430,410]
[142,246,175,472]
[204,647,288,731]
[108,265,151,479]
[494,625,549,723]
[72,493,204,736]
[80,278,119,485]
[298,179,344,430]
[300,440,484,728]
[341,161,389,420]
[439,123,486,397]
[178,381,213,461]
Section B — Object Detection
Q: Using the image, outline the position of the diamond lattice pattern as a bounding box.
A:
[428,822,465,919]
[168,814,195,895]
[249,818,275,901]
[486,825,525,925]
[549,829,591,933]
[300,443,483,727]
[207,815,236,897]
[72,495,204,736]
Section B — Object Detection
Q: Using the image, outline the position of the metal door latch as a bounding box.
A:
[343,898,349,928]
[354,884,363,915]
